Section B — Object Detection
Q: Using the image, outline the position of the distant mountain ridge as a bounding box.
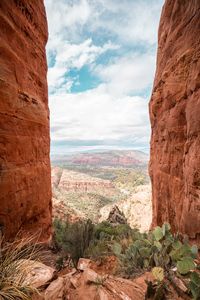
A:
[51,150,149,168]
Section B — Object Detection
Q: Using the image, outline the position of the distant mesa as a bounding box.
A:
[51,150,149,168]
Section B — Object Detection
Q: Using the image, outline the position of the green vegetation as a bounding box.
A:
[94,221,134,240]
[53,218,135,267]
[114,223,197,274]
[63,165,149,192]
[53,219,200,299]
[54,188,123,222]
[53,165,149,222]
[0,236,41,300]
[53,218,94,267]
[114,223,200,299]
[112,168,148,192]
[85,221,138,260]
[189,272,200,299]
[58,192,118,222]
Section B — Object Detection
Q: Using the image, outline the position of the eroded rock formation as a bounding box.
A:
[99,185,152,232]
[51,166,120,222]
[149,0,200,240]
[58,169,115,193]
[0,0,51,240]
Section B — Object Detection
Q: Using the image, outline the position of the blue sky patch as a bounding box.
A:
[69,66,101,93]
[45,0,164,154]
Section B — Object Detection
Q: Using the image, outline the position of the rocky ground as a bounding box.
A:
[29,257,187,300]
[31,258,148,300]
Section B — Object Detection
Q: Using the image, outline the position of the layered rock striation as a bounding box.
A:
[0,0,51,240]
[149,0,200,240]
[52,167,115,193]
[58,170,115,193]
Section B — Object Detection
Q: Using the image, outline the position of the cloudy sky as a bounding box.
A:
[44,0,164,155]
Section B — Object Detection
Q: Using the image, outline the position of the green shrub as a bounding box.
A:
[86,222,137,259]
[53,218,94,267]
[115,223,198,277]
[53,219,200,298]
[53,219,136,263]
[94,221,137,241]
[189,272,200,300]
[85,240,111,259]
[55,256,65,270]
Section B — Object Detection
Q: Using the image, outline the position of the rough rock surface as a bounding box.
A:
[57,169,115,193]
[0,0,51,240]
[149,0,200,240]
[52,196,83,223]
[43,268,147,300]
[99,185,152,232]
[22,260,56,288]
[106,205,127,225]
[31,258,184,300]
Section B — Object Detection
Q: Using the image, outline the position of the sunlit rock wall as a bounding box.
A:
[0,0,52,240]
[149,0,200,240]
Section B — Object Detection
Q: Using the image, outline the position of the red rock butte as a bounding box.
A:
[0,0,52,240]
[149,0,200,241]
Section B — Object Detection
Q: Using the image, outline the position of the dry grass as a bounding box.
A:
[0,233,46,300]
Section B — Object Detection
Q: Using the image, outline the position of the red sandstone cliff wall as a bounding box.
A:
[0,0,51,240]
[149,0,200,240]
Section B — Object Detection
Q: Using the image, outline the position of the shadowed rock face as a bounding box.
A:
[0,0,51,240]
[149,0,200,240]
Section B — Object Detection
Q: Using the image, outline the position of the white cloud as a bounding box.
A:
[45,0,91,39]
[88,0,164,45]
[49,88,150,144]
[94,53,156,96]
[47,38,119,92]
[45,0,164,46]
[44,0,164,152]
[45,0,163,94]
[55,39,118,69]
